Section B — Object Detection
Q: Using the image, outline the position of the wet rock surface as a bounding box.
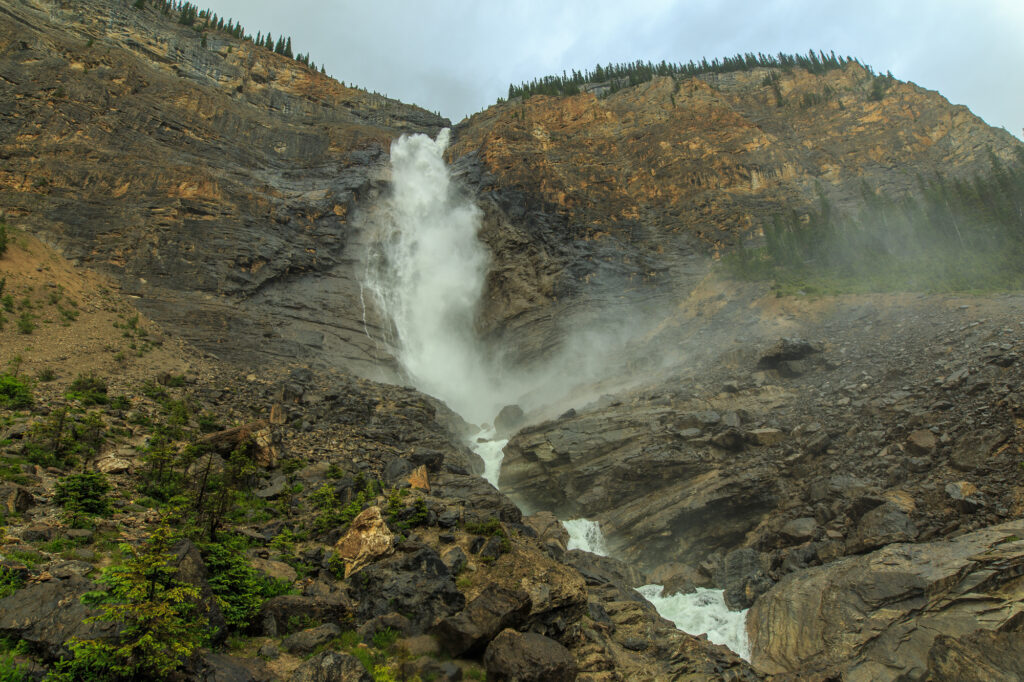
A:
[748,519,1024,679]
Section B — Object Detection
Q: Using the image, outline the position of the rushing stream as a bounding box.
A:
[365,129,751,659]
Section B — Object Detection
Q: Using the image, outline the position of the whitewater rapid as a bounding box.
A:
[562,519,750,659]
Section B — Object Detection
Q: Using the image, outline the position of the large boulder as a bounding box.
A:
[0,574,117,660]
[747,519,1024,680]
[349,543,464,633]
[433,585,532,656]
[287,651,372,682]
[333,506,395,578]
[483,629,576,682]
[255,594,354,638]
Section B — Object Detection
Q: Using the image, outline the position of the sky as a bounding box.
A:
[199,0,1023,139]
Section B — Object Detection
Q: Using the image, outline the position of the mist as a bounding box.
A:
[362,129,669,426]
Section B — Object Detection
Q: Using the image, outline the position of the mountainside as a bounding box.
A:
[450,65,1021,362]
[0,0,444,377]
[2,0,1024,680]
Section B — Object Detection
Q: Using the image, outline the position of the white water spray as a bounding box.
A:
[637,585,750,660]
[473,433,508,488]
[564,518,609,555]
[565,519,749,659]
[366,129,496,424]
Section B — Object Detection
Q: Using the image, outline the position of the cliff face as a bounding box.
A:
[0,0,444,375]
[2,0,1021,378]
[449,66,1021,361]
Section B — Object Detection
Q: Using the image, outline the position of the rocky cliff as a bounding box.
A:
[450,66,1022,362]
[3,0,1024,679]
[0,0,444,377]
[4,0,1020,376]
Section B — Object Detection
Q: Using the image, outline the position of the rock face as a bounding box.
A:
[747,519,1024,679]
[499,399,780,573]
[449,69,1021,362]
[0,0,445,376]
[3,0,1019,379]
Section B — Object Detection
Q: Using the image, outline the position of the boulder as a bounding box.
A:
[431,472,522,525]
[0,483,34,514]
[0,574,117,660]
[905,429,937,456]
[779,517,817,545]
[349,544,465,633]
[334,506,395,578]
[192,651,272,682]
[949,428,1007,471]
[522,511,569,556]
[250,557,297,582]
[256,594,354,638]
[287,651,371,682]
[719,548,772,610]
[483,629,576,682]
[747,428,786,446]
[945,481,984,512]
[493,404,525,437]
[282,623,342,654]
[848,502,917,553]
[562,550,647,589]
[748,520,1024,679]
[433,585,532,656]
[756,338,821,369]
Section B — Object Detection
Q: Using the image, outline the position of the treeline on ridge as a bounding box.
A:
[503,50,865,101]
[729,147,1024,293]
[133,0,325,75]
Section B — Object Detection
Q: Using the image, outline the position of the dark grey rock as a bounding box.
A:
[0,574,117,660]
[287,651,371,682]
[282,623,342,654]
[349,544,464,633]
[720,548,772,610]
[483,629,576,682]
[433,585,532,656]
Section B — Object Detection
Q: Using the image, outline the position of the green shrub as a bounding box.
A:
[36,368,56,383]
[0,566,25,599]
[66,374,108,406]
[24,409,105,468]
[54,471,112,519]
[0,222,8,257]
[15,312,33,335]
[0,651,29,682]
[0,374,32,409]
[200,537,294,629]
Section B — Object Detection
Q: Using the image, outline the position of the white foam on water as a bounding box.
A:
[472,434,508,488]
[637,584,750,660]
[563,518,609,556]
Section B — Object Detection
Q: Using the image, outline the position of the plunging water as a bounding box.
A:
[364,129,496,424]
[364,130,749,659]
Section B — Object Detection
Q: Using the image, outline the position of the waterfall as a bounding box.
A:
[567,519,750,660]
[364,130,750,661]
[564,518,610,555]
[364,128,496,425]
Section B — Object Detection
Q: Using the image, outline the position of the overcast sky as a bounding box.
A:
[199,0,1023,139]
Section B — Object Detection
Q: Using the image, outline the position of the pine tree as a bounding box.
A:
[49,510,206,680]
